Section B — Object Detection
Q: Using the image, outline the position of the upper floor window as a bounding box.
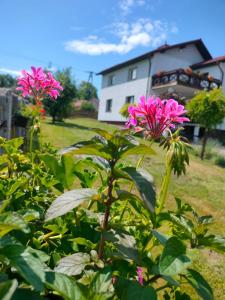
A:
[106,99,112,112]
[108,75,115,86]
[126,96,134,104]
[128,67,137,81]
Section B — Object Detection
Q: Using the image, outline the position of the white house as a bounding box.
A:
[97,39,225,139]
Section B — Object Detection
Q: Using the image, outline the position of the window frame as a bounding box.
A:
[128,67,137,81]
[108,74,115,86]
[125,96,135,104]
[105,99,113,112]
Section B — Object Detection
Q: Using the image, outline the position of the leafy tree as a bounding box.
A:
[187,88,225,159]
[43,68,77,123]
[0,73,16,87]
[78,81,97,100]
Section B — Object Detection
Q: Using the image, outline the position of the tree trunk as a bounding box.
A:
[52,115,56,124]
[200,129,209,160]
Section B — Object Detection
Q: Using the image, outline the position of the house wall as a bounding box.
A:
[98,59,149,122]
[98,44,205,122]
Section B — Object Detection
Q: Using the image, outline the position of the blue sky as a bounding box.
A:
[0,0,225,91]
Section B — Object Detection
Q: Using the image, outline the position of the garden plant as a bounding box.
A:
[0,67,224,300]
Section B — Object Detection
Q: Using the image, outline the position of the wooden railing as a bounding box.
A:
[152,69,221,90]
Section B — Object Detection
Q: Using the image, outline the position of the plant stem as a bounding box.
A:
[156,162,172,214]
[29,125,34,154]
[98,175,114,259]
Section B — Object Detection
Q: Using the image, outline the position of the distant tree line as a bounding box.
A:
[0,69,98,123]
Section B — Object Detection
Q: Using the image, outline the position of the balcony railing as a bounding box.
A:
[152,68,221,90]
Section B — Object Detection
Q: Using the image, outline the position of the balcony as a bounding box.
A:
[151,68,221,97]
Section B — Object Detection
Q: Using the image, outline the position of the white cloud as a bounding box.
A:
[119,0,145,15]
[0,68,21,76]
[65,19,177,55]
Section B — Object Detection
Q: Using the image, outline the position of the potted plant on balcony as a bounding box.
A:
[208,74,214,81]
[185,67,193,75]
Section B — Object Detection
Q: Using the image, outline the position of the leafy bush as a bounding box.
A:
[119,103,130,118]
[214,154,225,168]
[1,77,224,299]
[0,129,224,300]
[81,101,96,112]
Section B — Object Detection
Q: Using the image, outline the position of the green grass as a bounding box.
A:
[41,117,225,300]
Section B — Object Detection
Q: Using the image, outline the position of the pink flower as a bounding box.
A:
[126,96,189,139]
[16,66,63,101]
[137,266,144,286]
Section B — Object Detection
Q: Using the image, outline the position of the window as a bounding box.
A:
[108,75,115,86]
[126,96,134,104]
[128,67,137,81]
[106,99,112,112]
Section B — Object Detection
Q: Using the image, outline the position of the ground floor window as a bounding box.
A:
[126,96,134,104]
[106,99,112,112]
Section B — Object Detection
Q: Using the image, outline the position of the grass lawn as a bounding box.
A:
[41,117,225,299]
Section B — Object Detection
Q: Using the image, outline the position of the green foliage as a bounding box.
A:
[187,88,225,129]
[78,81,98,100]
[81,101,96,112]
[214,154,225,168]
[0,74,16,87]
[0,128,223,299]
[43,68,77,122]
[119,103,130,118]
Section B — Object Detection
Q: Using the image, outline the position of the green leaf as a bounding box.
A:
[0,212,30,237]
[93,128,112,140]
[89,268,114,300]
[159,237,191,276]
[68,145,112,161]
[45,271,87,300]
[151,229,169,246]
[122,167,156,212]
[120,144,155,159]
[11,289,46,300]
[197,235,225,253]
[116,279,156,300]
[105,230,138,262]
[41,154,62,179]
[45,188,97,221]
[0,245,46,292]
[6,178,28,196]
[0,280,18,300]
[54,252,91,276]
[185,269,213,300]
[18,209,40,222]
[61,154,76,189]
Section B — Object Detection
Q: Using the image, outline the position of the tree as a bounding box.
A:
[78,81,97,100]
[187,88,225,159]
[0,73,16,87]
[43,68,77,123]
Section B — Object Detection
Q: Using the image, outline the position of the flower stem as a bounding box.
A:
[98,175,114,259]
[29,124,34,154]
[156,162,172,214]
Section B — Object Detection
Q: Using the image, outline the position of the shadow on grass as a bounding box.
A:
[46,120,92,131]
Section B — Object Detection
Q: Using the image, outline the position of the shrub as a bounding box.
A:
[214,154,225,168]
[81,101,96,112]
[4,74,223,299]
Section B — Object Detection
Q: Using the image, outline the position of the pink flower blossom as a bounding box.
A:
[126,96,189,139]
[16,66,63,100]
[137,266,144,286]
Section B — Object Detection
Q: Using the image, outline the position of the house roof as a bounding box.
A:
[97,39,212,75]
[191,55,225,69]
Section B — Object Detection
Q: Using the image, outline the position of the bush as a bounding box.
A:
[81,101,96,112]
[214,154,225,168]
